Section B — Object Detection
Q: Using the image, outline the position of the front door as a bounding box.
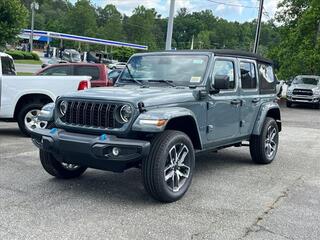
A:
[238,59,260,136]
[207,57,241,144]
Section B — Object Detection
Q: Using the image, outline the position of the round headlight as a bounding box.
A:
[59,101,68,116]
[119,104,132,123]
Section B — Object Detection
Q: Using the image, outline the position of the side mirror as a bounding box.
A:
[211,75,229,92]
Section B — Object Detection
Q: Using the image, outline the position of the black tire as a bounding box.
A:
[17,102,46,137]
[142,130,195,203]
[313,102,320,109]
[286,101,292,108]
[40,150,87,179]
[250,117,279,164]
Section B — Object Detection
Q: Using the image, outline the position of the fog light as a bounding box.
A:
[112,147,120,156]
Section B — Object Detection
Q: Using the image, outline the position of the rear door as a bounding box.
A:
[238,59,260,136]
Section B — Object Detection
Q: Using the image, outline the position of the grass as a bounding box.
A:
[14,59,42,65]
[17,72,34,76]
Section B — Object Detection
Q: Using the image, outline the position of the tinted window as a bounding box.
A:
[40,66,72,76]
[75,66,100,80]
[1,57,16,75]
[258,63,275,94]
[212,60,235,89]
[240,62,257,89]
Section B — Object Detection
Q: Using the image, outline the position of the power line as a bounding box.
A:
[206,0,259,9]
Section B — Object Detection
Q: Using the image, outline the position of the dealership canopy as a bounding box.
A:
[20,29,148,50]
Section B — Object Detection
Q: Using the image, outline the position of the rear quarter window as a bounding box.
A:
[258,63,276,94]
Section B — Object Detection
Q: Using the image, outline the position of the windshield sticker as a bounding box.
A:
[193,59,204,64]
[190,76,201,83]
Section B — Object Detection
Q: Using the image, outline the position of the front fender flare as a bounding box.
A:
[252,102,281,135]
[132,107,199,133]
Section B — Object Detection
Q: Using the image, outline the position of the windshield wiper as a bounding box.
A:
[148,79,176,87]
[120,65,146,87]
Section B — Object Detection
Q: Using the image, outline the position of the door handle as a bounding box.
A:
[231,99,241,105]
[252,98,260,103]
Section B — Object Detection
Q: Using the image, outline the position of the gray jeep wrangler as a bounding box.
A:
[31,50,281,203]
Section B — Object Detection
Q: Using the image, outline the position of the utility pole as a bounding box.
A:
[253,0,264,54]
[165,0,175,50]
[29,1,39,52]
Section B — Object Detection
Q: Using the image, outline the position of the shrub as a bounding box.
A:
[31,52,40,60]
[5,50,24,59]
[5,50,40,60]
[22,51,34,59]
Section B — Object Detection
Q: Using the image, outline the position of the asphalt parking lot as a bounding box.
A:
[0,105,319,240]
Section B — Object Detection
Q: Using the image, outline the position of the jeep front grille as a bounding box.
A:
[292,89,313,96]
[61,101,122,129]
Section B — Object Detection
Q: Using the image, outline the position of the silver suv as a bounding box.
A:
[286,75,320,108]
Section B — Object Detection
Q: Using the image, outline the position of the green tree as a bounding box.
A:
[97,4,123,41]
[270,0,320,79]
[124,6,160,50]
[66,0,97,37]
[0,0,28,47]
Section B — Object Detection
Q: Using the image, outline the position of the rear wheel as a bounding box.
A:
[250,117,279,164]
[142,130,195,203]
[40,150,87,179]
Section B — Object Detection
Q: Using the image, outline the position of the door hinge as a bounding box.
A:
[240,120,244,127]
[207,125,214,133]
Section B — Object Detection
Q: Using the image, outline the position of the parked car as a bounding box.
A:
[30,50,281,202]
[286,75,320,108]
[36,63,113,87]
[0,52,92,136]
[41,58,68,69]
[108,69,122,84]
[61,49,81,63]
[108,61,126,69]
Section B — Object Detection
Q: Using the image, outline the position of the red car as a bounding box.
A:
[36,63,113,87]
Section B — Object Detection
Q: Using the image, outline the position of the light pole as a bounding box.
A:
[29,1,39,52]
[165,0,175,50]
[253,0,264,54]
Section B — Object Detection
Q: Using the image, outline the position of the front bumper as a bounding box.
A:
[287,95,320,103]
[31,128,150,172]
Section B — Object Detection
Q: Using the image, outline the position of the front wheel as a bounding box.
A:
[40,150,87,179]
[250,117,279,164]
[17,102,48,137]
[142,130,195,203]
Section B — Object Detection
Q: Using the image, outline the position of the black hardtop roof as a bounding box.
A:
[212,49,273,64]
[142,49,273,65]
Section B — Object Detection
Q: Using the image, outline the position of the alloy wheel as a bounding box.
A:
[24,109,48,131]
[164,143,191,192]
[265,126,277,158]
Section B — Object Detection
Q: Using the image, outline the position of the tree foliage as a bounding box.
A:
[270,0,320,79]
[0,0,28,47]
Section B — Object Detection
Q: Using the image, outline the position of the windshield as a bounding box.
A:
[118,54,209,86]
[72,53,80,60]
[293,77,319,85]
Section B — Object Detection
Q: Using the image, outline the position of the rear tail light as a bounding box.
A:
[77,80,91,90]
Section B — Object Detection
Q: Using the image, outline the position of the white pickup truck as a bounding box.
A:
[0,52,91,136]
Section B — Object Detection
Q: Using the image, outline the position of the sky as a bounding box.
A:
[83,0,281,22]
